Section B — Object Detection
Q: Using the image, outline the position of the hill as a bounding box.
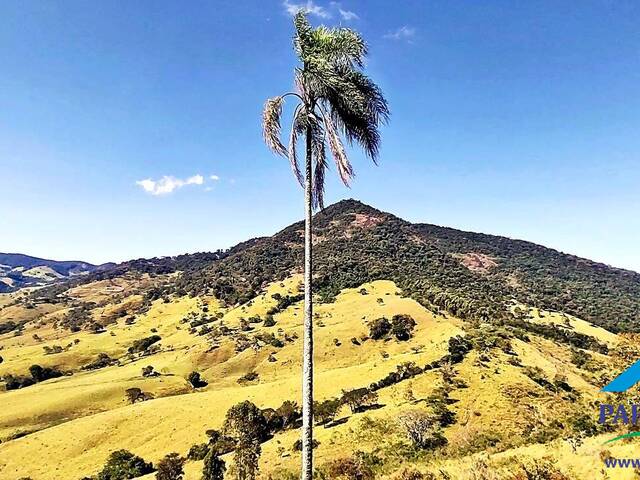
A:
[0,253,99,292]
[0,199,638,479]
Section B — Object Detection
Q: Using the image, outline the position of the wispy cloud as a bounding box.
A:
[283,0,331,18]
[136,174,204,196]
[338,8,358,20]
[383,26,416,42]
[210,174,220,181]
[330,2,358,20]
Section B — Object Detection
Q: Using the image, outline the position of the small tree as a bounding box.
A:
[397,410,447,450]
[276,400,300,429]
[314,398,341,425]
[341,388,378,414]
[125,388,142,404]
[156,453,185,480]
[391,315,416,341]
[96,450,154,480]
[224,401,267,480]
[368,318,391,340]
[188,371,208,388]
[202,450,226,480]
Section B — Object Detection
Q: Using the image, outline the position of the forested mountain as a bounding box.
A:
[30,199,640,333]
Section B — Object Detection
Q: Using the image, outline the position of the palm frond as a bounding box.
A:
[262,96,287,157]
[310,119,327,209]
[321,109,353,187]
[288,104,305,186]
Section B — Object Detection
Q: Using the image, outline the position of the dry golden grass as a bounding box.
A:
[0,279,631,479]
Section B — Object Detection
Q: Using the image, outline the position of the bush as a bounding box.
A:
[341,388,378,413]
[510,457,571,480]
[187,442,209,461]
[314,398,342,425]
[238,371,259,384]
[95,450,154,480]
[128,335,161,354]
[187,371,208,388]
[263,315,276,327]
[391,314,416,341]
[142,365,158,377]
[322,456,375,480]
[397,410,447,450]
[82,353,116,370]
[276,400,300,429]
[369,317,392,340]
[4,374,35,390]
[202,450,226,480]
[393,469,424,480]
[155,452,185,480]
[292,438,320,451]
[125,387,153,404]
[29,364,64,383]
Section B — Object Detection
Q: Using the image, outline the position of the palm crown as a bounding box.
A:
[263,12,390,208]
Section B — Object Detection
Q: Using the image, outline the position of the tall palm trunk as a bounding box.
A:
[301,126,314,480]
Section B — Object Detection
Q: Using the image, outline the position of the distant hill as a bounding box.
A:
[0,253,99,292]
[29,199,640,333]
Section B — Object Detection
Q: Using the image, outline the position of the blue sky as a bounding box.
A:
[1,1,639,271]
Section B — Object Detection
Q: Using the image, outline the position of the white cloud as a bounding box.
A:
[283,0,331,18]
[136,174,204,196]
[338,8,358,20]
[210,174,220,181]
[383,26,416,42]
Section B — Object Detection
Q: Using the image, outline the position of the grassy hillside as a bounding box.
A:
[0,274,636,480]
[1,200,639,479]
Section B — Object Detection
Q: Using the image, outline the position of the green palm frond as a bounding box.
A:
[263,12,388,209]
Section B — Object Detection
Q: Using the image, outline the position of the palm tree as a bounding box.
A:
[262,12,389,479]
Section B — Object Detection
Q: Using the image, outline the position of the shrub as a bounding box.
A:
[187,442,209,461]
[142,365,158,377]
[155,452,185,480]
[391,314,416,341]
[322,456,375,480]
[368,317,392,340]
[292,438,320,451]
[314,398,342,425]
[82,353,116,370]
[397,410,448,450]
[238,371,259,384]
[263,315,276,327]
[276,400,300,429]
[29,364,63,383]
[124,387,153,404]
[95,450,154,480]
[128,335,161,354]
[202,450,226,480]
[510,457,571,480]
[3,374,36,390]
[393,468,424,480]
[341,388,378,413]
[187,371,208,388]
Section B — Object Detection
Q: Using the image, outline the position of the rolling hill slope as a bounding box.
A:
[1,199,639,479]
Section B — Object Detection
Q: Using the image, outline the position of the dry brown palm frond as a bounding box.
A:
[262,96,287,158]
[288,104,305,186]
[321,108,354,186]
[311,123,328,209]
